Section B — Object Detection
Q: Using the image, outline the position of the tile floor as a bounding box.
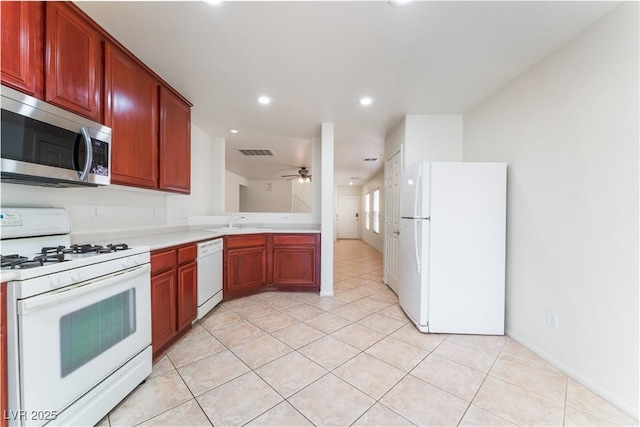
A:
[99,240,637,426]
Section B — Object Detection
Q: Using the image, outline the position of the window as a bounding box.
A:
[373,188,380,233]
[364,192,370,230]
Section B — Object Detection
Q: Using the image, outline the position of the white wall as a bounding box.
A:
[292,179,312,212]
[360,171,385,253]
[404,114,463,167]
[463,2,638,417]
[240,180,292,212]
[224,170,248,212]
[1,123,216,236]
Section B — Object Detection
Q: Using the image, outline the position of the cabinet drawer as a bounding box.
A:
[225,234,267,249]
[272,234,317,246]
[151,249,176,275]
[177,244,197,264]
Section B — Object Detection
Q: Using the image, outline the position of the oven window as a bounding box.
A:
[59,289,136,377]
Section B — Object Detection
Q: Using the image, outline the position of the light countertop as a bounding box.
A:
[101,227,321,251]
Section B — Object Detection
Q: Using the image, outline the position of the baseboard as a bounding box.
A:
[506,329,639,420]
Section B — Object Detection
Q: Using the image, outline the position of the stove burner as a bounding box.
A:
[40,243,130,255]
[41,246,66,255]
[62,244,106,254]
[1,253,65,269]
[1,254,29,269]
[2,243,130,270]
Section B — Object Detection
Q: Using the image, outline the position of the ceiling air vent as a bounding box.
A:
[238,149,275,156]
[362,157,379,162]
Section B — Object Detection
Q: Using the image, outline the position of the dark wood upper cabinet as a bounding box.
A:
[0,1,44,98]
[2,1,192,194]
[159,86,192,194]
[45,2,102,121]
[104,43,159,189]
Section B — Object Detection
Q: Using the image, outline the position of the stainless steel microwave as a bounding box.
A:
[1,85,111,187]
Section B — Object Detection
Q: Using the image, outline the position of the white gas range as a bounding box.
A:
[1,208,152,427]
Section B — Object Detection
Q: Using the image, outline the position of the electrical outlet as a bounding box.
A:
[546,309,558,330]
[152,208,156,218]
[90,206,101,220]
[181,209,188,219]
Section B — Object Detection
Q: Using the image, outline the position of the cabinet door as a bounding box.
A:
[45,2,102,121]
[0,1,44,97]
[272,245,318,288]
[151,270,177,355]
[159,86,191,194]
[105,43,158,189]
[225,247,268,298]
[271,234,320,289]
[176,261,197,331]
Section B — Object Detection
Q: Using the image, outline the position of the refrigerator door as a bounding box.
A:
[400,161,430,219]
[398,217,430,332]
[428,162,507,334]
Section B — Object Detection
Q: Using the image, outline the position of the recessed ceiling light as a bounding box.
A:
[201,0,224,7]
[359,96,373,106]
[230,129,239,134]
[257,95,272,105]
[388,0,412,7]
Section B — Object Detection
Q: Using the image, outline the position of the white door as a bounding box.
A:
[337,195,359,238]
[384,149,402,293]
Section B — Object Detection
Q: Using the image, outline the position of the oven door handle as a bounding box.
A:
[18,264,150,315]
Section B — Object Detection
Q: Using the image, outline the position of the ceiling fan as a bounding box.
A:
[281,167,312,182]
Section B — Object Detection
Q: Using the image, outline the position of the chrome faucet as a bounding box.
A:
[228,214,246,228]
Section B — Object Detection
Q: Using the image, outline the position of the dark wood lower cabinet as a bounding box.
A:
[150,244,197,359]
[177,261,198,331]
[150,269,176,352]
[224,233,320,300]
[226,246,268,296]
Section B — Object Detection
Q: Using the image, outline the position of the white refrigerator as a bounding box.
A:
[398,161,507,335]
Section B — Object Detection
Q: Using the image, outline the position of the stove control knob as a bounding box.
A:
[71,271,83,283]
[50,273,72,288]
[50,276,61,288]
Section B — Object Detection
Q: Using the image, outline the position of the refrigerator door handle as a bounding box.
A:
[414,166,422,218]
[415,219,421,275]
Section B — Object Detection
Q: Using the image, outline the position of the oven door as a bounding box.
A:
[16,264,151,419]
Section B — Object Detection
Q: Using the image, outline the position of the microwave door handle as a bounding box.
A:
[79,127,93,181]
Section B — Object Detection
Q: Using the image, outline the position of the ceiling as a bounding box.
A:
[76,1,617,185]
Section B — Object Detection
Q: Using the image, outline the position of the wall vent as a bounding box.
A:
[362,157,379,162]
[238,149,275,156]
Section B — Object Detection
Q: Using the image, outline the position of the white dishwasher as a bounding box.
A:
[197,238,224,320]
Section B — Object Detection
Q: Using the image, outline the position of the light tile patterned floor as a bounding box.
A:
[99,240,638,427]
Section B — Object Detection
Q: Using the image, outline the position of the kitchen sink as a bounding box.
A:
[204,227,272,233]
